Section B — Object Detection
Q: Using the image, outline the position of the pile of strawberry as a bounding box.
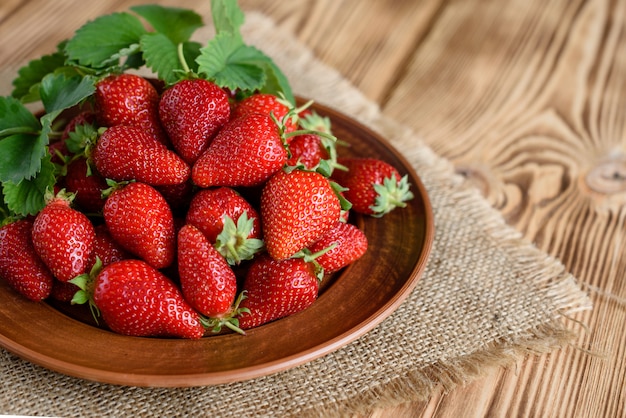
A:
[0,1,414,338]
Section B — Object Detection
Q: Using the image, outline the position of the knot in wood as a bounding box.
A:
[585,157,626,195]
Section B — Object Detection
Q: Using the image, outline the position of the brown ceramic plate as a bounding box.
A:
[0,100,434,387]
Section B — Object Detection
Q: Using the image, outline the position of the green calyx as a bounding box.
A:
[370,175,414,217]
[100,179,133,200]
[69,256,103,324]
[215,212,264,265]
[200,291,250,335]
[292,243,337,281]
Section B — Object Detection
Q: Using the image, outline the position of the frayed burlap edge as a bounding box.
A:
[299,323,582,418]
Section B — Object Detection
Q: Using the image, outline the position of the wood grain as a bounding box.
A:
[1,0,625,416]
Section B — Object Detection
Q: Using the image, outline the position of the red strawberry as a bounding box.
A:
[286,133,329,170]
[308,222,368,273]
[95,73,168,145]
[103,182,175,269]
[159,78,230,164]
[64,157,108,213]
[49,279,80,303]
[290,110,344,176]
[155,181,195,214]
[261,169,341,260]
[31,194,95,282]
[93,259,205,339]
[186,187,263,264]
[237,254,319,330]
[232,93,297,133]
[0,219,54,301]
[191,113,287,188]
[90,224,131,268]
[93,125,190,186]
[177,224,237,317]
[331,158,414,217]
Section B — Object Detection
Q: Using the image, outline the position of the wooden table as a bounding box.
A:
[1,0,622,416]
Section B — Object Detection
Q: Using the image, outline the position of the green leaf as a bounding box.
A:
[39,73,96,117]
[0,96,40,135]
[196,33,266,92]
[210,0,245,36]
[11,51,67,102]
[259,57,294,103]
[0,131,48,183]
[131,4,203,45]
[65,12,147,68]
[2,154,56,217]
[182,41,203,74]
[140,33,181,84]
[122,51,145,70]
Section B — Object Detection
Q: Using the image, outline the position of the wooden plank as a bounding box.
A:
[373,0,626,416]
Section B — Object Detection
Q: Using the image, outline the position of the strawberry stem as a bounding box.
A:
[199,291,250,335]
[177,43,192,74]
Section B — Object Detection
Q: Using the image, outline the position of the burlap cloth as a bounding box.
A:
[0,12,591,418]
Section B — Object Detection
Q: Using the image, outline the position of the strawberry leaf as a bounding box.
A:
[196,32,266,93]
[0,96,40,135]
[258,56,295,104]
[0,133,46,183]
[39,73,95,117]
[65,12,147,69]
[211,0,245,37]
[131,4,203,45]
[2,154,56,217]
[11,50,67,103]
[140,33,181,84]
[0,97,48,185]
[140,34,201,84]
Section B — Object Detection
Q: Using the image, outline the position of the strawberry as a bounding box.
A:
[237,254,319,330]
[103,182,175,270]
[261,169,341,260]
[159,78,230,164]
[0,219,54,301]
[93,125,190,186]
[185,187,263,264]
[191,113,287,188]
[177,224,237,317]
[49,279,80,303]
[93,259,205,339]
[331,158,414,217]
[31,194,95,282]
[94,73,168,145]
[155,181,195,214]
[90,224,130,268]
[308,222,368,273]
[289,110,345,176]
[286,133,329,170]
[64,157,108,213]
[232,93,297,133]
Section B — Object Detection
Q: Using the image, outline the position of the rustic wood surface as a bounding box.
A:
[1,0,624,416]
